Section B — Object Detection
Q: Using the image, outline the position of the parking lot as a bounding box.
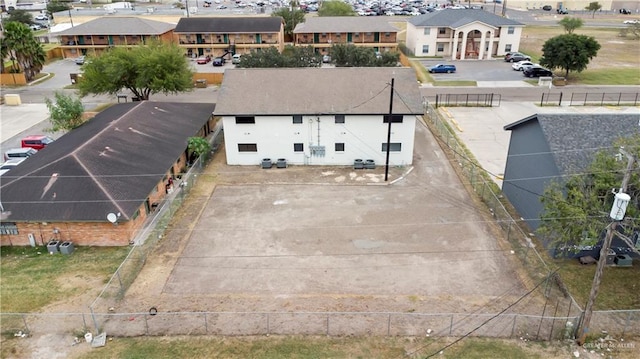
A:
[422,59,534,82]
[131,120,528,314]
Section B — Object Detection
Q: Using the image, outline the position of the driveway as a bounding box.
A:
[422,59,534,82]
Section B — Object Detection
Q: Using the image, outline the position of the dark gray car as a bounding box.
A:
[504,52,531,63]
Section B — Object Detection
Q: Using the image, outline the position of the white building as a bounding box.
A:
[215,68,424,166]
[406,9,525,60]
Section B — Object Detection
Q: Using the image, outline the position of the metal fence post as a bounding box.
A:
[511,315,517,338]
[90,306,99,334]
[540,93,544,107]
[387,314,391,336]
[144,314,149,335]
[267,313,270,335]
[558,92,563,106]
[601,92,605,106]
[326,315,330,336]
[116,271,123,291]
[82,313,87,332]
[435,94,439,108]
[204,313,208,334]
[21,314,29,334]
[449,314,454,335]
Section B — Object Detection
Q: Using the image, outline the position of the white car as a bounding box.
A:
[512,60,536,71]
[0,158,26,177]
[34,14,49,21]
[623,19,639,24]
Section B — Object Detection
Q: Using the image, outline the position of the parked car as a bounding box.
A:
[620,8,631,15]
[34,14,49,21]
[29,24,42,31]
[322,54,331,63]
[557,8,568,14]
[0,158,26,177]
[523,66,553,78]
[231,54,242,64]
[216,4,227,9]
[542,5,552,11]
[21,135,54,150]
[74,56,86,65]
[4,148,37,161]
[428,64,456,73]
[512,61,536,71]
[504,52,531,62]
[212,57,225,66]
[623,19,639,24]
[196,55,211,64]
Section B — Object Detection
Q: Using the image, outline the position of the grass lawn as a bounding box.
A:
[555,259,640,310]
[70,336,600,359]
[519,26,640,85]
[434,80,477,86]
[0,245,129,313]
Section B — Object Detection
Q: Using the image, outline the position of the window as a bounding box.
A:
[437,43,444,52]
[422,45,429,54]
[294,143,304,152]
[381,143,402,152]
[505,44,512,52]
[335,143,345,152]
[238,143,257,152]
[385,32,391,37]
[383,115,403,123]
[438,28,446,35]
[423,28,430,35]
[507,26,515,35]
[354,33,360,37]
[335,115,345,124]
[293,115,303,124]
[235,116,255,124]
[0,222,18,235]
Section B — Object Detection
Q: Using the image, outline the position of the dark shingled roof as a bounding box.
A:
[0,102,215,223]
[55,17,176,36]
[504,114,640,175]
[214,67,423,116]
[409,9,523,28]
[293,16,399,33]
[174,16,283,33]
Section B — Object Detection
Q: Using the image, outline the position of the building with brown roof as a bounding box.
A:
[56,17,176,59]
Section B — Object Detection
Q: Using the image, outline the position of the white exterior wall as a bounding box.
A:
[223,114,416,166]
[406,22,523,59]
[496,26,523,55]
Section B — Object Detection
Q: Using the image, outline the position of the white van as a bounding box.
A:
[232,54,242,65]
[4,148,37,161]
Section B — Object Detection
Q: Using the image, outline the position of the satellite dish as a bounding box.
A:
[107,213,118,223]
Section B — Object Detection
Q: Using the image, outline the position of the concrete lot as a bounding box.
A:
[160,120,525,312]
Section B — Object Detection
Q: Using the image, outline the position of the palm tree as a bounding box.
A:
[3,21,46,81]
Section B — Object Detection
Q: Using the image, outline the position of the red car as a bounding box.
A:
[196,56,211,64]
[21,135,54,150]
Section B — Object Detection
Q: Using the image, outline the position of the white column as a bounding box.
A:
[479,31,486,59]
[487,31,495,60]
[451,31,459,60]
[460,31,468,60]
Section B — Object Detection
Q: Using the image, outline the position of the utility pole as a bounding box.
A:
[384,78,394,182]
[577,149,635,345]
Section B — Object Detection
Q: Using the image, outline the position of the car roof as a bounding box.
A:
[22,135,49,140]
[1,158,26,166]
[5,147,37,154]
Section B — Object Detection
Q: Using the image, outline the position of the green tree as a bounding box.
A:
[4,9,34,25]
[558,17,583,34]
[2,21,46,81]
[585,1,602,18]
[46,1,71,18]
[78,41,194,101]
[187,137,211,166]
[331,44,399,67]
[539,135,640,251]
[236,45,321,68]
[625,22,640,39]
[271,8,306,39]
[45,92,85,131]
[318,0,356,16]
[539,34,600,78]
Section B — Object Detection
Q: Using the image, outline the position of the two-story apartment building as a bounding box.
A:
[293,16,400,56]
[56,17,176,59]
[214,68,423,167]
[406,9,525,60]
[174,17,284,59]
